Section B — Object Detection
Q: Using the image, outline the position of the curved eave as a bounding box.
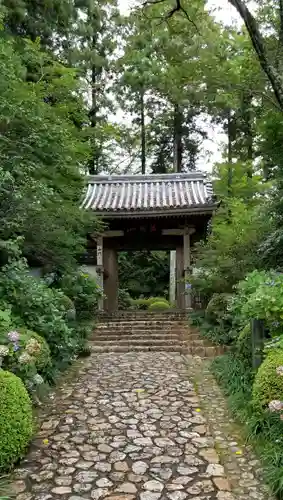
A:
[86,204,218,219]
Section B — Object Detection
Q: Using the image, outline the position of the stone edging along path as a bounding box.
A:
[11,352,274,500]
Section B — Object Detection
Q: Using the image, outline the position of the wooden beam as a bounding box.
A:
[162,228,195,236]
[103,230,124,237]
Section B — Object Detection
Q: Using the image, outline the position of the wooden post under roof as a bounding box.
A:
[96,236,104,311]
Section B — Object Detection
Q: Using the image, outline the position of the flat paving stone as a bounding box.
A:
[11,352,274,499]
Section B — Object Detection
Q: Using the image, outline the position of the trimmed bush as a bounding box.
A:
[252,349,283,409]
[148,300,170,310]
[147,297,168,307]
[0,370,33,470]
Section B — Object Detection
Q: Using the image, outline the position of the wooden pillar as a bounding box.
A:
[183,228,191,309]
[96,236,104,311]
[169,250,176,306]
[103,248,119,313]
[176,245,184,309]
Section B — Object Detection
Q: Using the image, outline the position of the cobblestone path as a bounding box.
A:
[12,353,273,500]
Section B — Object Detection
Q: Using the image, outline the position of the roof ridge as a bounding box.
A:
[87,171,208,184]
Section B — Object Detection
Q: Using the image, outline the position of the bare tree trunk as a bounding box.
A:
[140,87,146,174]
[228,0,283,111]
[173,103,183,172]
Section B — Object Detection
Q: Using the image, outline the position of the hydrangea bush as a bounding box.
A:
[0,259,83,372]
[0,329,47,397]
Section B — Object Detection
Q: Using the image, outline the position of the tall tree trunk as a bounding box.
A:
[227,109,233,196]
[242,91,253,178]
[173,103,183,172]
[228,0,283,111]
[88,9,100,174]
[140,87,146,174]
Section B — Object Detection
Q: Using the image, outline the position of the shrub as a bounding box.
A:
[252,350,283,409]
[205,293,233,326]
[148,300,170,310]
[236,323,252,362]
[0,370,33,470]
[58,294,76,321]
[58,271,101,319]
[18,330,51,371]
[0,259,80,371]
[118,289,132,310]
[0,329,50,395]
[147,297,168,307]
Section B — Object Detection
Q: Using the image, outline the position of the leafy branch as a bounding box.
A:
[142,0,200,33]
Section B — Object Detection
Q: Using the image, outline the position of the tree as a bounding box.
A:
[68,0,120,174]
[0,35,98,271]
[228,0,283,111]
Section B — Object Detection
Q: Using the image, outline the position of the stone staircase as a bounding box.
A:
[90,311,227,357]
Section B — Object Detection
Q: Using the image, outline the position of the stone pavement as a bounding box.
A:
[12,352,274,500]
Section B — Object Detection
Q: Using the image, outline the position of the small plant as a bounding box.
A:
[0,370,33,471]
[148,300,170,310]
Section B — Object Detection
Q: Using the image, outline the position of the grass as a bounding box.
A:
[0,475,13,500]
[211,353,283,499]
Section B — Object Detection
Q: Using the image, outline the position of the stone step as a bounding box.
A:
[99,311,187,317]
[91,338,186,346]
[96,322,186,325]
[95,324,188,330]
[95,326,187,332]
[92,333,181,340]
[89,343,186,353]
[93,331,200,339]
[98,314,188,323]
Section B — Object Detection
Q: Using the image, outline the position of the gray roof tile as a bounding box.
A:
[81,172,215,215]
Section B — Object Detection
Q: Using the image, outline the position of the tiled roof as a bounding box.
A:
[81,172,216,216]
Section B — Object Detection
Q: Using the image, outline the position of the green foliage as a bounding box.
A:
[252,350,283,410]
[118,289,132,310]
[58,271,101,320]
[18,330,51,372]
[205,293,233,326]
[236,323,252,363]
[0,259,80,372]
[0,33,97,273]
[191,199,268,299]
[147,297,168,307]
[148,300,170,310]
[0,370,33,471]
[211,353,283,497]
[119,251,169,299]
[130,298,149,310]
